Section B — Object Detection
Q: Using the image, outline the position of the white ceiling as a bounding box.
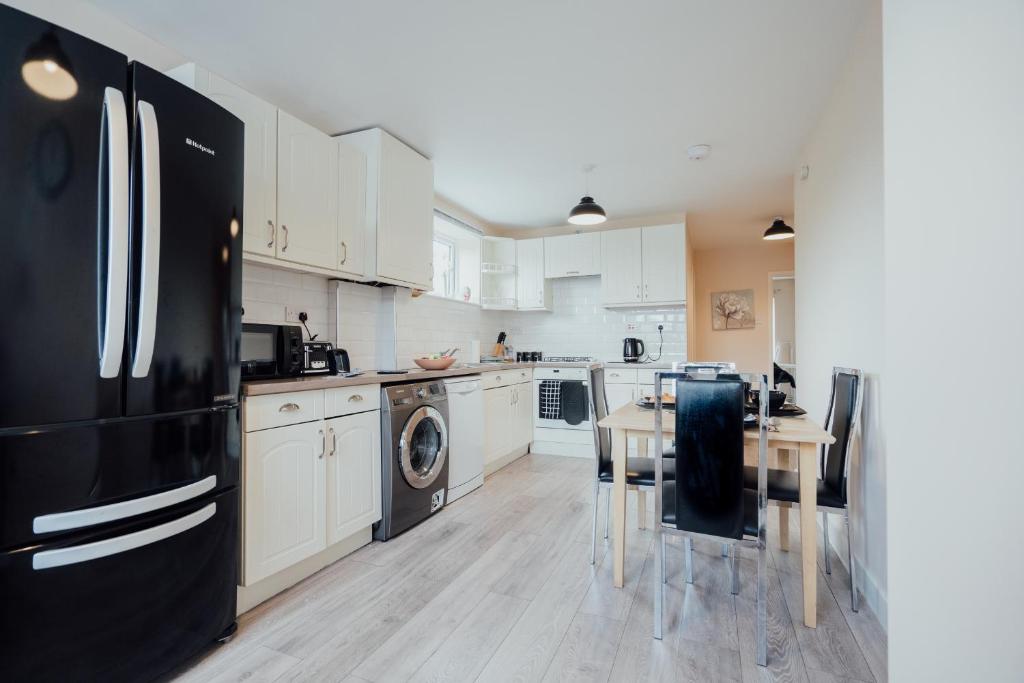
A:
[93,0,866,248]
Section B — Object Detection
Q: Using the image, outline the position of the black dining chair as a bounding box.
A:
[653,372,769,667]
[589,366,675,564]
[742,366,864,611]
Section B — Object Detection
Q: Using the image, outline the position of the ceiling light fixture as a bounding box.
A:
[568,164,606,226]
[763,217,795,241]
[22,29,78,100]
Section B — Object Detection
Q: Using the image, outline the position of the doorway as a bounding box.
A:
[771,274,796,400]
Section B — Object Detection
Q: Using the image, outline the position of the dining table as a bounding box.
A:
[598,402,835,628]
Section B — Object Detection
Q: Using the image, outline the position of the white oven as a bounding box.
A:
[533,367,592,431]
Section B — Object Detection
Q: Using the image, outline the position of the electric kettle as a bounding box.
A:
[623,337,645,362]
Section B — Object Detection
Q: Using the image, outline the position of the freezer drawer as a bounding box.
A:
[0,408,239,549]
[0,487,238,682]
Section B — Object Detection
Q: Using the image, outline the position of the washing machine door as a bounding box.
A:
[398,406,448,489]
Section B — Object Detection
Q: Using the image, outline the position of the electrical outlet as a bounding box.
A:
[284,307,302,323]
[625,322,638,332]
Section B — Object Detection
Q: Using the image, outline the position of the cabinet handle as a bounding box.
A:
[566,270,579,275]
[635,284,640,299]
[329,427,337,456]
[496,375,502,381]
[340,240,347,265]
[318,428,326,459]
[267,220,275,248]
[281,225,289,252]
[348,394,363,402]
[644,283,649,299]
[278,402,300,413]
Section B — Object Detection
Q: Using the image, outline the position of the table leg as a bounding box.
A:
[778,448,792,552]
[799,441,818,628]
[635,437,648,530]
[613,427,627,588]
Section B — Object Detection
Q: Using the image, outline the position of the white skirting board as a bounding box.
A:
[447,473,484,503]
[483,444,530,476]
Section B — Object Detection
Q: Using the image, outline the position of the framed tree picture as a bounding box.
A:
[711,289,755,330]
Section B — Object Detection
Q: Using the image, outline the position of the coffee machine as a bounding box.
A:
[623,337,645,362]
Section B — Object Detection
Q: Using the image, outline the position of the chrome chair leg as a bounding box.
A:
[756,538,767,666]
[604,489,610,540]
[822,510,832,575]
[591,480,599,565]
[730,543,740,595]
[721,542,729,557]
[684,536,694,584]
[846,510,859,612]
[654,526,664,639]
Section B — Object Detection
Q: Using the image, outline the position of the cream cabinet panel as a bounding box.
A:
[544,232,600,278]
[277,110,338,270]
[600,228,643,305]
[512,383,533,448]
[243,421,326,585]
[604,383,636,414]
[641,224,687,304]
[483,385,512,464]
[165,64,278,258]
[326,410,382,545]
[377,132,434,289]
[516,238,550,310]
[335,139,367,279]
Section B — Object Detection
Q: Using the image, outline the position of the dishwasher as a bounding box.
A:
[442,376,484,502]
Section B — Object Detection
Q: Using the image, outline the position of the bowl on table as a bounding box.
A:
[751,390,788,411]
[414,357,457,370]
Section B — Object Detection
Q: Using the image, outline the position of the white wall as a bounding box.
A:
[793,0,886,624]
[884,1,1024,679]
[241,265,332,342]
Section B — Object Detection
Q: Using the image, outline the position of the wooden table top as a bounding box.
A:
[597,403,835,445]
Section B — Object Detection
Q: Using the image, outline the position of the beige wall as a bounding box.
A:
[691,243,794,374]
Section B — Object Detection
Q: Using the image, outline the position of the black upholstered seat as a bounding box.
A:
[599,457,675,486]
[741,467,845,508]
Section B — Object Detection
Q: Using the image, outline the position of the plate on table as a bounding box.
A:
[745,403,807,417]
[635,393,675,410]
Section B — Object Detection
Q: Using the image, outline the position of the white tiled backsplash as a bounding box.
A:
[247,263,686,370]
[499,277,686,363]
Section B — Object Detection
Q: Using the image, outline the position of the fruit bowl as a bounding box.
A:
[414,357,456,370]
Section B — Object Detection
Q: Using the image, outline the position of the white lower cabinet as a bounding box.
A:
[482,376,533,467]
[326,410,382,545]
[604,382,636,413]
[243,421,327,585]
[511,382,533,447]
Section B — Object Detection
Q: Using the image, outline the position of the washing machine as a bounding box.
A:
[375,379,449,541]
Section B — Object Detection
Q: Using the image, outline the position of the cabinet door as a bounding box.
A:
[516,238,547,309]
[377,132,434,288]
[326,410,381,545]
[576,231,602,276]
[641,224,687,304]
[543,234,574,278]
[336,139,367,278]
[277,110,338,269]
[193,70,278,257]
[483,386,511,464]
[600,228,643,305]
[515,383,534,447]
[243,421,326,585]
[604,383,636,413]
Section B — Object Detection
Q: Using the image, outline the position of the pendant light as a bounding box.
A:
[763,217,795,241]
[22,29,78,101]
[568,164,606,226]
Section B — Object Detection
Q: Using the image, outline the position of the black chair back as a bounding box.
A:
[589,367,612,475]
[672,377,747,539]
[822,369,862,503]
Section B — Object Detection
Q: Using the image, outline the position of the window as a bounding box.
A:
[430,211,481,304]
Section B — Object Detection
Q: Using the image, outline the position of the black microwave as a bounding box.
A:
[240,323,304,380]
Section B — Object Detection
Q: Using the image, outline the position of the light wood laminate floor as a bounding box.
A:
[163,454,887,683]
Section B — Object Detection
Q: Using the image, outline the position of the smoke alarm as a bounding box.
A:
[687,144,711,161]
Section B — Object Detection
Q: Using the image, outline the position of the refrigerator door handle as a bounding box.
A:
[99,87,130,379]
[132,100,161,378]
[32,503,216,571]
[33,475,217,534]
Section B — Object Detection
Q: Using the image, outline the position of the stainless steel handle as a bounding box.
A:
[99,87,130,379]
[635,284,640,299]
[33,503,216,570]
[278,402,300,412]
[644,283,649,299]
[340,240,347,265]
[267,220,275,248]
[319,428,326,459]
[348,394,364,402]
[34,475,216,534]
[281,225,289,252]
[132,100,161,379]
[566,270,580,275]
[496,375,502,381]
[329,427,337,456]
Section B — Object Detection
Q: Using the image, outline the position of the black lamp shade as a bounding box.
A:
[763,218,795,241]
[568,196,606,225]
[22,30,78,101]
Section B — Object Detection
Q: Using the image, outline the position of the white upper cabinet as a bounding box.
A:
[516,238,551,310]
[640,224,687,304]
[600,224,686,307]
[544,232,601,278]
[339,128,434,290]
[165,63,277,257]
[600,228,644,305]
[335,139,367,279]
[277,110,338,270]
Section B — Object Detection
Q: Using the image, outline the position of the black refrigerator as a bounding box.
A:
[0,5,243,681]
